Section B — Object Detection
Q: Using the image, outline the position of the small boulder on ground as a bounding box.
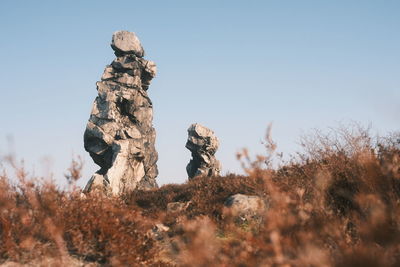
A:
[167,201,192,214]
[224,194,269,223]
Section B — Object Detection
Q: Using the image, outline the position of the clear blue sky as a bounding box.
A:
[0,0,399,187]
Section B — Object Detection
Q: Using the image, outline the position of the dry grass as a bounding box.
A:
[0,125,400,266]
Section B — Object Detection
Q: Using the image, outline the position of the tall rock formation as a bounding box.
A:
[84,30,158,195]
[186,123,221,179]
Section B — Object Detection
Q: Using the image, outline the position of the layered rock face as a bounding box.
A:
[84,31,158,195]
[186,123,221,179]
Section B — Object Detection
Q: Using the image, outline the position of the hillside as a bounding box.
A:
[0,127,399,266]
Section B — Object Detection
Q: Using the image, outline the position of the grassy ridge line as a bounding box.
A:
[0,128,399,266]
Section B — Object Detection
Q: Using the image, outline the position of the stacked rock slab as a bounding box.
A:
[84,30,158,195]
[186,123,221,179]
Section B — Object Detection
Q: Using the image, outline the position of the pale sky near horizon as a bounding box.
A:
[0,1,399,188]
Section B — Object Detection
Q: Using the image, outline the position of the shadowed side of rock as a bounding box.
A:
[186,123,221,179]
[84,30,158,195]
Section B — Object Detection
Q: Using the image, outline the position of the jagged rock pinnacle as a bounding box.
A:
[84,31,158,195]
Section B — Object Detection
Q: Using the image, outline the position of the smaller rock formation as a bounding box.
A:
[185,123,221,179]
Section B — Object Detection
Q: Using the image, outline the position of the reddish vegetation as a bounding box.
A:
[0,126,399,266]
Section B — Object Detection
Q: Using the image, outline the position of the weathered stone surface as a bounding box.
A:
[185,123,221,179]
[83,173,111,195]
[84,31,158,195]
[111,30,144,57]
[224,194,269,223]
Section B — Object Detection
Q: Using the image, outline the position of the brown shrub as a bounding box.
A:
[0,126,399,266]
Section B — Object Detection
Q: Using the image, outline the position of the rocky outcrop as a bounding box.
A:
[185,123,221,179]
[84,30,158,195]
